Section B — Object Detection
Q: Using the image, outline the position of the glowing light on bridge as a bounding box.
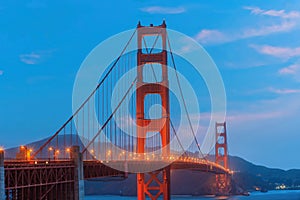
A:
[26,148,33,160]
[106,150,111,156]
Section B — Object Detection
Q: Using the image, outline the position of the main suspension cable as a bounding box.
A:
[142,34,187,156]
[166,34,207,160]
[82,77,137,154]
[33,29,137,158]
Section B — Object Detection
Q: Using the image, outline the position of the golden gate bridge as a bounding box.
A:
[0,21,232,200]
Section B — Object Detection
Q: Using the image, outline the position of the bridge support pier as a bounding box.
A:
[137,167,170,200]
[71,146,85,200]
[0,150,5,200]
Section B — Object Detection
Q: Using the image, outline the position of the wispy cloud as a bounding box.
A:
[20,52,41,64]
[278,63,300,82]
[250,44,300,59]
[196,110,283,124]
[244,6,300,19]
[225,93,300,126]
[268,87,300,94]
[0,70,3,76]
[140,6,186,14]
[19,50,54,65]
[246,87,300,95]
[195,21,296,45]
[195,6,300,45]
[241,6,299,38]
[279,63,300,75]
[194,29,228,44]
[227,111,283,122]
[242,21,295,38]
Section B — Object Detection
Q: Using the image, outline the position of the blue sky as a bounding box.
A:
[1,0,300,169]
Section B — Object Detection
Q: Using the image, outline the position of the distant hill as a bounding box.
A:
[228,155,300,192]
[4,135,300,195]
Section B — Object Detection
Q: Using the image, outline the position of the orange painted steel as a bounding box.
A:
[136,21,170,200]
[215,122,231,195]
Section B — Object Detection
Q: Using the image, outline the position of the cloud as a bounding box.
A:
[279,63,300,75]
[242,21,295,38]
[278,63,300,81]
[197,110,282,125]
[20,52,41,64]
[244,6,300,19]
[194,29,228,44]
[268,87,300,94]
[195,21,296,45]
[242,6,300,38]
[140,6,186,14]
[0,70,3,75]
[195,6,299,45]
[250,44,300,59]
[222,93,300,128]
[19,50,54,65]
[227,111,283,122]
[245,87,300,95]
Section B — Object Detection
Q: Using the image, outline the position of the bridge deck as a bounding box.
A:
[4,158,229,181]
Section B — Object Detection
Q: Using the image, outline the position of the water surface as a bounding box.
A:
[85,190,300,200]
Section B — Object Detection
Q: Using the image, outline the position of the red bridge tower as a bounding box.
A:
[215,122,231,195]
[136,21,170,200]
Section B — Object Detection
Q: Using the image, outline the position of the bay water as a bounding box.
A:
[85,190,300,200]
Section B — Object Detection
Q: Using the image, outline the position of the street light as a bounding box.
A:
[106,150,111,161]
[55,149,60,160]
[66,148,71,159]
[27,148,33,161]
[48,147,53,161]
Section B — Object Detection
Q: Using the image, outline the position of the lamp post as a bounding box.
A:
[54,150,60,160]
[66,148,71,159]
[48,147,53,161]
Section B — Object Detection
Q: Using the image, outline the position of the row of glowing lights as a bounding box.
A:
[94,150,211,164]
[10,146,73,159]
[14,147,226,166]
[0,146,203,162]
[0,147,205,162]
[17,146,72,156]
[1,146,208,164]
[103,150,178,161]
[1,147,232,173]
[102,150,233,173]
[1,147,231,169]
[48,147,71,154]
